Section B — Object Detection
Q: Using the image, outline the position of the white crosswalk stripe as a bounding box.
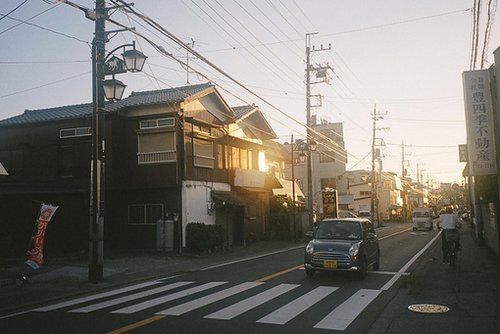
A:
[204,283,299,320]
[32,280,161,312]
[69,281,194,313]
[33,280,385,331]
[157,281,263,316]
[111,281,227,314]
[314,288,382,331]
[257,286,338,325]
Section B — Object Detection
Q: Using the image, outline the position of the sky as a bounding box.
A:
[1,0,499,185]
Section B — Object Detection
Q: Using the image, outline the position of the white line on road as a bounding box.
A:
[111,281,227,314]
[204,283,299,320]
[314,289,381,331]
[156,281,262,316]
[381,231,441,291]
[257,286,338,325]
[69,281,194,313]
[32,280,162,312]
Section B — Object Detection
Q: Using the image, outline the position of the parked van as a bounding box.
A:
[412,207,434,231]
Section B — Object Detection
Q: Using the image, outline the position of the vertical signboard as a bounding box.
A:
[462,70,497,175]
[322,189,338,218]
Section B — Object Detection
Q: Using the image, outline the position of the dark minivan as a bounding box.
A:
[304,218,380,279]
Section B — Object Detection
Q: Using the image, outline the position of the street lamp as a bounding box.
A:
[88,0,147,283]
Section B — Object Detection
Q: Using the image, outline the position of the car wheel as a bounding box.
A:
[357,258,367,279]
[305,267,315,277]
[373,251,380,271]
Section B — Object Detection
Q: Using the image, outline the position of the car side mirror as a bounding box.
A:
[305,230,314,241]
[367,232,377,239]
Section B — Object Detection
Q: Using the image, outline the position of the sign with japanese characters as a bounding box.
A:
[458,144,468,162]
[322,189,338,218]
[462,70,497,175]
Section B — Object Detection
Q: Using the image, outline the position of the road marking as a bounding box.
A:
[370,271,410,276]
[156,282,262,316]
[379,227,412,240]
[257,286,338,325]
[314,288,381,331]
[205,283,299,320]
[255,264,303,282]
[381,231,441,291]
[200,246,304,271]
[111,281,227,314]
[70,281,194,313]
[32,280,161,312]
[106,315,165,334]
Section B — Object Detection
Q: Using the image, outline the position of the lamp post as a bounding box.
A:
[88,0,146,283]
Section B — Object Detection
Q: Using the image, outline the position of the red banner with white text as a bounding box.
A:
[25,204,59,269]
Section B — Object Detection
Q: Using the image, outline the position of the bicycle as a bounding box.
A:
[444,229,460,269]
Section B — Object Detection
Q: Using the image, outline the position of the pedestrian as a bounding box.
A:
[437,207,460,262]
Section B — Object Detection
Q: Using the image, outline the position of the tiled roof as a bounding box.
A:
[0,103,93,126]
[232,105,256,119]
[108,82,213,112]
[0,83,213,127]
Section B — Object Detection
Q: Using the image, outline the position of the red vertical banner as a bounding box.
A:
[25,204,58,269]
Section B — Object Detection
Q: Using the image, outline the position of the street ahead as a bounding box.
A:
[1,224,439,334]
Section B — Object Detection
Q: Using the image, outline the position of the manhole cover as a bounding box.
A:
[408,304,450,314]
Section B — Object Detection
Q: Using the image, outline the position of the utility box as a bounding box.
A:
[156,219,174,251]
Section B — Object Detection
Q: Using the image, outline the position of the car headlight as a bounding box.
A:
[306,242,314,254]
[349,242,361,257]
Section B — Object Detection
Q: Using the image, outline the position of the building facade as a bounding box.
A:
[0,83,281,254]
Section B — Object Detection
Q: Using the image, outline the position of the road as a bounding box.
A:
[1,224,439,334]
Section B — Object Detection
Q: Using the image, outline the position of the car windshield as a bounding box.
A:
[413,211,430,217]
[315,221,362,240]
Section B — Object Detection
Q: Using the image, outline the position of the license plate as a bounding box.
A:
[323,260,337,268]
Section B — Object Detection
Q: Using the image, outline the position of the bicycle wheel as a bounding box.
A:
[449,242,456,269]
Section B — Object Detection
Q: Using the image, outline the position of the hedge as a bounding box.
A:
[186,223,226,253]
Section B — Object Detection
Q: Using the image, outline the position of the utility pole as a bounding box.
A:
[371,105,388,227]
[401,141,407,223]
[185,38,196,84]
[89,0,106,284]
[305,32,332,228]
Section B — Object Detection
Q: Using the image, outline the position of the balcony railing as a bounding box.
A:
[137,150,176,164]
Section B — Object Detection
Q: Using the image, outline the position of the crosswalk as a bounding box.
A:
[31,278,384,331]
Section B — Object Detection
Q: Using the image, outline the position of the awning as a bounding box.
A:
[272,178,304,199]
[388,203,403,210]
[211,190,250,206]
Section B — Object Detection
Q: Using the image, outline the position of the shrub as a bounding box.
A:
[186,223,226,253]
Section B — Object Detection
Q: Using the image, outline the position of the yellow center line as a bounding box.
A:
[107,315,166,334]
[255,264,303,282]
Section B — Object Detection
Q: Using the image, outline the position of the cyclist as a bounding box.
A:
[437,207,460,262]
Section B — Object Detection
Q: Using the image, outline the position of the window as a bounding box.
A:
[128,204,164,225]
[139,118,174,129]
[320,151,335,163]
[321,178,336,189]
[240,148,248,169]
[360,191,371,196]
[232,147,240,168]
[137,131,176,164]
[193,138,214,168]
[60,127,91,138]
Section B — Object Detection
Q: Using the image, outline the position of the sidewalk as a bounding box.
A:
[368,222,500,334]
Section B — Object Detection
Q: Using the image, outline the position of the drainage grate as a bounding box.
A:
[408,304,450,314]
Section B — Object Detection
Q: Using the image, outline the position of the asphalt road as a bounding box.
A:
[1,224,439,334]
